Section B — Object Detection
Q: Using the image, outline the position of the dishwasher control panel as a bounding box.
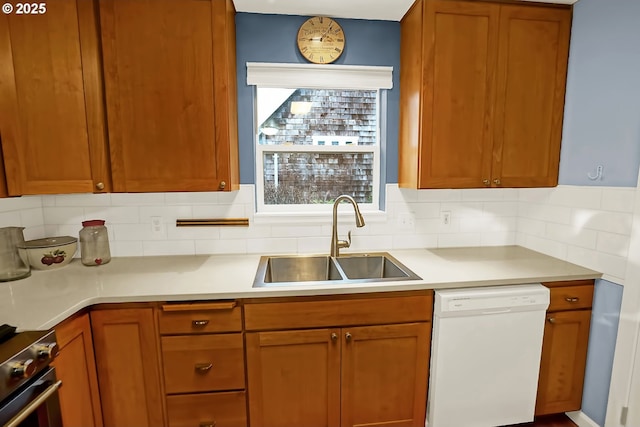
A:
[435,284,550,314]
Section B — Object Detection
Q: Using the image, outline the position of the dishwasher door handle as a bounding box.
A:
[481,308,512,315]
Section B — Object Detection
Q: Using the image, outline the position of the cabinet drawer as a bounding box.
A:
[166,391,247,427]
[162,334,245,394]
[548,285,593,312]
[244,293,432,331]
[159,302,241,334]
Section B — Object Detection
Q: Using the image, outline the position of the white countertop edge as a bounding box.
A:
[3,246,601,331]
[32,272,602,331]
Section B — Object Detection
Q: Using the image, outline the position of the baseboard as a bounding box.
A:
[566,411,600,427]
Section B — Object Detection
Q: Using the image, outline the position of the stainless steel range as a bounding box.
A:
[0,325,62,427]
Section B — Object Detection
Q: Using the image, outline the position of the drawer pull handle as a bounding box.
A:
[195,363,213,373]
[565,297,580,302]
[162,301,237,312]
[200,422,216,427]
[192,320,210,327]
[548,317,556,324]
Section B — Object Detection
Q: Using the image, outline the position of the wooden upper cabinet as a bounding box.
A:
[493,5,571,187]
[0,146,8,197]
[100,0,239,193]
[0,0,111,196]
[413,0,499,189]
[399,0,571,189]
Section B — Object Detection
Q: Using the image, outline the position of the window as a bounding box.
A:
[247,63,392,213]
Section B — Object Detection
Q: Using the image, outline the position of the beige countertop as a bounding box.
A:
[0,246,601,331]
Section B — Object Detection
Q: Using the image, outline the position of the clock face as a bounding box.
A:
[297,17,345,64]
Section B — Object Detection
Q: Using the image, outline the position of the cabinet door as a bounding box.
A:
[0,145,7,197]
[418,0,499,188]
[91,308,165,427]
[100,0,238,192]
[53,313,103,427]
[536,310,591,415]
[492,5,571,188]
[341,323,430,427]
[0,0,110,195]
[246,329,341,427]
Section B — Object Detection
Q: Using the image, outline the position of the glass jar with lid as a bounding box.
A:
[79,220,111,266]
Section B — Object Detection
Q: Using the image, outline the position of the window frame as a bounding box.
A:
[247,63,392,214]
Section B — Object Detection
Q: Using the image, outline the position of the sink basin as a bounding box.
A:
[253,252,421,287]
[262,256,342,283]
[334,254,420,280]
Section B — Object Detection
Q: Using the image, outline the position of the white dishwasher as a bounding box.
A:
[427,284,550,427]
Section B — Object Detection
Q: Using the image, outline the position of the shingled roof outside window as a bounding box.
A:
[257,88,378,208]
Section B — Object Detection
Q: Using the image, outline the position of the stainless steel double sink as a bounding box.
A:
[253,252,422,287]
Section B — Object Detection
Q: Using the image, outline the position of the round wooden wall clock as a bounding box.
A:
[297,16,345,64]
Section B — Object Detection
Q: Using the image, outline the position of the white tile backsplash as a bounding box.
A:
[544,222,598,250]
[438,232,482,248]
[143,240,195,256]
[42,207,85,225]
[195,239,248,255]
[84,206,140,224]
[0,184,633,284]
[596,232,631,258]
[517,185,637,283]
[601,188,635,213]
[52,193,112,207]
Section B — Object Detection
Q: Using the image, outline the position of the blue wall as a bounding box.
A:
[582,279,624,426]
[559,0,640,187]
[235,13,401,185]
[562,0,640,423]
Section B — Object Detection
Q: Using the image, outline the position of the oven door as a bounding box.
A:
[0,367,62,427]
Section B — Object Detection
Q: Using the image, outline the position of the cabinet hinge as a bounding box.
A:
[621,406,629,426]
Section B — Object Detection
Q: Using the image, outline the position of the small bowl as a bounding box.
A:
[18,236,78,270]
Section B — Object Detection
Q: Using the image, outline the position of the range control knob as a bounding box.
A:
[10,359,36,380]
[35,342,59,361]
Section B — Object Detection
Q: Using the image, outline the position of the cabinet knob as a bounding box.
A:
[493,179,501,186]
[35,342,59,361]
[331,333,338,341]
[482,179,490,186]
[195,363,213,373]
[95,182,105,191]
[547,317,556,324]
[10,359,36,380]
[219,181,226,190]
[345,332,352,341]
[200,423,216,427]
[565,297,579,303]
[192,320,209,327]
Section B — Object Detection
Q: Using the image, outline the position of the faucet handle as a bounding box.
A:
[337,230,352,250]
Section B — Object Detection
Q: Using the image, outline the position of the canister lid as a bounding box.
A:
[82,219,105,227]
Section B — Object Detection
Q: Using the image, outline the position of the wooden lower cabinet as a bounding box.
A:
[91,308,165,427]
[536,280,594,415]
[246,328,341,427]
[246,323,430,427]
[166,391,247,427]
[341,323,430,427]
[536,309,592,415]
[53,313,103,427]
[159,301,247,427]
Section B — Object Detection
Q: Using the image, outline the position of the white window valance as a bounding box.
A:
[246,62,393,90]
